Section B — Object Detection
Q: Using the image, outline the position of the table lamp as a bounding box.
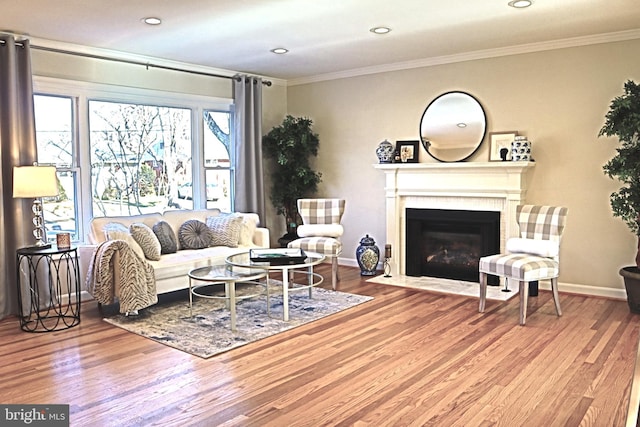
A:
[13,165,59,249]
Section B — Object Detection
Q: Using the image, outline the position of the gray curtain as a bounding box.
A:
[0,35,39,318]
[233,74,266,222]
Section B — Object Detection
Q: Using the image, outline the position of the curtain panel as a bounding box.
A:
[233,75,266,222]
[0,34,39,318]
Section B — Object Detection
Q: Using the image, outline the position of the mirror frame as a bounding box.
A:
[419,91,487,162]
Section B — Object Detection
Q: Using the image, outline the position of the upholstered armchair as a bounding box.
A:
[287,199,345,289]
[479,205,568,325]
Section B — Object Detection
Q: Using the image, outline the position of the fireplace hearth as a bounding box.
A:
[406,208,500,284]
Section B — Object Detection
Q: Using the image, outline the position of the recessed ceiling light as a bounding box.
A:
[370,26,391,35]
[457,123,467,128]
[508,0,532,8]
[142,17,162,25]
[270,48,289,54]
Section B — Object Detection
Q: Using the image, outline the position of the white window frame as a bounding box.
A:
[33,76,233,243]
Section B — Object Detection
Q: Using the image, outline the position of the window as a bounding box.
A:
[88,100,192,217]
[203,110,232,211]
[34,95,79,241]
[33,77,234,243]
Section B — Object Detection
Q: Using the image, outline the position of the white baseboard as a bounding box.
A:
[338,257,627,301]
[544,280,626,300]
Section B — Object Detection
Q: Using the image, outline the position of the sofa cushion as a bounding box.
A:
[130,223,162,261]
[103,222,145,260]
[206,214,242,247]
[178,219,213,250]
[152,221,178,254]
[88,212,164,244]
[161,208,221,238]
[147,246,242,281]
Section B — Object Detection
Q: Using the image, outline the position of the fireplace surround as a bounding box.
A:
[374,162,534,278]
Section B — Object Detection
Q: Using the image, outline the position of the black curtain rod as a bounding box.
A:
[1,39,272,86]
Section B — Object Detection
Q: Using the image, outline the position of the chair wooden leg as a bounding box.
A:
[331,256,338,290]
[551,277,562,317]
[519,281,528,326]
[479,272,487,312]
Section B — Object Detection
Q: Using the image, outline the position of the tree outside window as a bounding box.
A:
[89,100,192,217]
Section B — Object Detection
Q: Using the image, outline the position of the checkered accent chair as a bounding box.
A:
[287,199,345,289]
[479,205,568,325]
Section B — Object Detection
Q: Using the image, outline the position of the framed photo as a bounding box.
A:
[396,140,419,163]
[489,131,518,161]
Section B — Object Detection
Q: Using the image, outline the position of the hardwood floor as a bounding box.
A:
[1,265,639,426]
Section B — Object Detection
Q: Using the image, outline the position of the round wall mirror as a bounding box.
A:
[419,91,487,162]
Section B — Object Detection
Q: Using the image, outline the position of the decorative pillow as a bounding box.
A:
[178,220,213,250]
[129,223,161,261]
[103,223,145,260]
[102,222,128,239]
[237,214,258,246]
[506,238,559,258]
[206,214,242,247]
[152,221,178,254]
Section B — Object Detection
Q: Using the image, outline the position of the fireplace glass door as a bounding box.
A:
[405,208,499,284]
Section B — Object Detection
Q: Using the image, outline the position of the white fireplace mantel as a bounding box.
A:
[374,161,535,277]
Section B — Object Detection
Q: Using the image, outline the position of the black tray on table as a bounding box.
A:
[249,248,307,265]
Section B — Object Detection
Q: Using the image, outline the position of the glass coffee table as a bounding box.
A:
[225,251,325,321]
[187,264,267,331]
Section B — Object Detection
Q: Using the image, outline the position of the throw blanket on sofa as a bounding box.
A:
[86,240,157,314]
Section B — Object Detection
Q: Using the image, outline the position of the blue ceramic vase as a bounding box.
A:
[356,234,380,276]
[376,139,394,163]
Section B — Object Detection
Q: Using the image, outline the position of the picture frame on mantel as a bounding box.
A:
[489,131,518,161]
[395,140,420,163]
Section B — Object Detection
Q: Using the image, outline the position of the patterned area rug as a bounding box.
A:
[103,282,372,358]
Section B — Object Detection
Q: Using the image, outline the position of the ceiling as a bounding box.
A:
[2,0,640,84]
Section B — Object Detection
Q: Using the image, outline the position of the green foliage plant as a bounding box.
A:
[599,80,640,266]
[263,115,322,236]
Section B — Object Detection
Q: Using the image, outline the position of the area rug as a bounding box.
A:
[103,283,372,359]
[366,275,519,301]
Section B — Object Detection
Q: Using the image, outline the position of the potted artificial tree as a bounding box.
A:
[263,115,322,247]
[599,80,640,312]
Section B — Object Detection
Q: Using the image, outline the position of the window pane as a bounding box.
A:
[35,95,73,166]
[89,100,192,217]
[204,110,232,211]
[34,95,78,241]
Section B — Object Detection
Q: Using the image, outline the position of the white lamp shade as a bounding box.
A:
[13,166,59,198]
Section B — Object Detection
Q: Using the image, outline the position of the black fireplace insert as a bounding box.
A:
[405,208,500,284]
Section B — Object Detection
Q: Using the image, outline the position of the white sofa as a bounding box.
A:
[78,208,269,296]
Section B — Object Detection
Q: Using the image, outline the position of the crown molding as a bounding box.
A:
[287,29,640,87]
[28,36,287,87]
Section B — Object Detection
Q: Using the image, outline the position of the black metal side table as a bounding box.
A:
[16,246,81,332]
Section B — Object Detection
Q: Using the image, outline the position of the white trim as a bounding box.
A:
[29,36,287,88]
[339,257,627,300]
[288,29,640,86]
[33,76,232,110]
[543,280,626,301]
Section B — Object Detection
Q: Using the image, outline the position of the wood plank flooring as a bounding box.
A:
[1,265,639,426]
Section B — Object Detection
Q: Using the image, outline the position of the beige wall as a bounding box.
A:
[29,39,640,295]
[286,38,640,295]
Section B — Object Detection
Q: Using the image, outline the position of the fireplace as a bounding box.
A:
[374,162,534,278]
[405,208,500,283]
